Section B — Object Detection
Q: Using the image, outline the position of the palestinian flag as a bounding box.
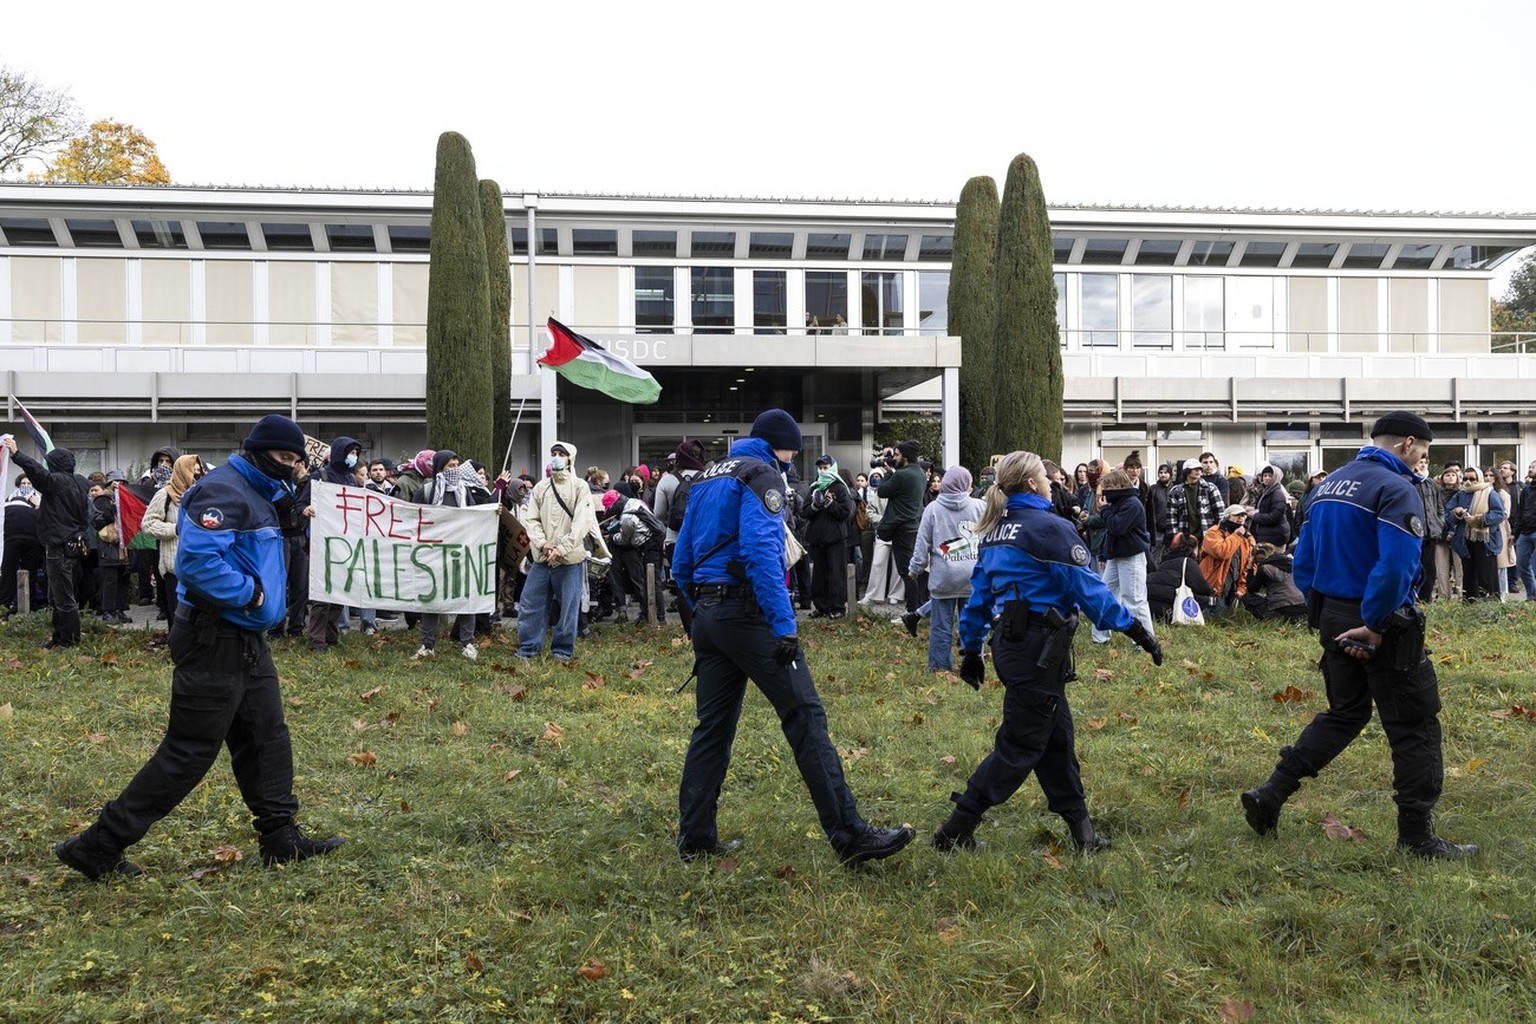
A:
[115,482,154,548]
[9,395,54,454]
[537,318,661,405]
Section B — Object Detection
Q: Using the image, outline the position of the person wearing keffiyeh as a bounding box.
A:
[804,455,854,618]
[412,450,493,660]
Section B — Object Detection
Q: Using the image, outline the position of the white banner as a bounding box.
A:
[307,481,499,614]
[0,440,10,571]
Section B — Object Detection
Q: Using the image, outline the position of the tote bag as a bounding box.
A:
[1172,560,1205,626]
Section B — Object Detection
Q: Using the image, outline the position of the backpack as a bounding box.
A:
[666,473,697,532]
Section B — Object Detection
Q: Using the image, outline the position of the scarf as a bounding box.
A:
[167,454,201,506]
[812,458,839,493]
[433,464,473,506]
[1464,480,1492,544]
[1183,481,1203,538]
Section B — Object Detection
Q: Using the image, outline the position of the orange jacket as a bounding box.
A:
[1199,523,1255,598]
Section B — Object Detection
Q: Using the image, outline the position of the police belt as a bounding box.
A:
[689,583,753,599]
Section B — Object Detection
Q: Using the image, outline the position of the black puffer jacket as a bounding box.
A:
[1512,481,1536,539]
[1250,479,1292,547]
[12,448,91,549]
[804,477,853,547]
[1092,487,1150,560]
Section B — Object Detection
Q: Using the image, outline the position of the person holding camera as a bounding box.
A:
[1198,504,1257,610]
[875,440,926,614]
[805,454,854,618]
[1241,411,1477,860]
[931,450,1163,855]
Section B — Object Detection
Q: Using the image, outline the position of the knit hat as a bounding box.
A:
[636,464,651,481]
[104,468,126,483]
[241,414,307,456]
[1370,410,1434,441]
[941,466,973,494]
[675,438,707,472]
[750,409,802,451]
[1227,466,1245,478]
[413,450,436,477]
[896,439,921,463]
[601,489,621,511]
[432,450,459,476]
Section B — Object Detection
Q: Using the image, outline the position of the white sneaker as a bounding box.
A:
[461,642,478,661]
[413,645,434,659]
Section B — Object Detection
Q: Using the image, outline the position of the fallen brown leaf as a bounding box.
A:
[940,754,957,765]
[348,750,377,766]
[99,652,118,666]
[359,686,382,702]
[5,658,23,671]
[211,844,243,864]
[400,800,412,812]
[86,732,107,744]
[775,864,796,879]
[1320,812,1365,841]
[577,959,606,981]
[541,722,565,745]
[1177,787,1191,811]
[1094,668,1114,681]
[465,952,484,974]
[286,697,306,708]
[936,918,964,943]
[1042,853,1064,870]
[1086,716,1108,731]
[343,659,362,670]
[20,873,42,885]
[1092,933,1110,957]
[1271,685,1316,704]
[451,721,468,737]
[503,769,522,781]
[1221,998,1255,1023]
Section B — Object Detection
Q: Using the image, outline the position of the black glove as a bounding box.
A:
[773,634,802,667]
[1124,622,1163,666]
[959,651,985,690]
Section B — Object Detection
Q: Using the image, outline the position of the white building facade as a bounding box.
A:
[1,183,1533,481]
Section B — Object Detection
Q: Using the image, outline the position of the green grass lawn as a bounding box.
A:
[2,600,1535,1023]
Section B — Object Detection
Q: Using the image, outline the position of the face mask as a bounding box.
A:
[550,456,568,473]
[345,453,358,469]
[151,464,174,488]
[17,484,34,498]
[249,450,296,483]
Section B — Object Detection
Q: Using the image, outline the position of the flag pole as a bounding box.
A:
[501,394,528,476]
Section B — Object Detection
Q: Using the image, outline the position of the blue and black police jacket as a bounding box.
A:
[671,435,797,638]
[1292,445,1423,633]
[174,454,294,633]
[959,491,1134,653]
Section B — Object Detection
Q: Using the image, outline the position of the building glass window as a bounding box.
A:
[1055,272,1067,345]
[1053,236,1075,264]
[635,267,674,333]
[387,225,431,253]
[806,233,850,260]
[1081,273,1119,347]
[261,223,314,251]
[1239,241,1286,267]
[1081,239,1128,265]
[691,267,734,333]
[1135,239,1181,266]
[510,227,557,256]
[749,232,793,259]
[805,271,847,331]
[326,224,376,252]
[918,235,953,261]
[1448,244,1519,270]
[1132,275,1172,347]
[632,230,676,257]
[572,229,618,255]
[1227,276,1281,346]
[1341,243,1390,269]
[690,231,735,257]
[754,270,787,334]
[197,221,252,250]
[1393,244,1440,270]
[132,220,187,249]
[918,271,949,334]
[862,234,907,261]
[64,220,122,248]
[861,271,903,334]
[1290,242,1338,268]
[0,218,57,246]
[1187,240,1233,266]
[1183,276,1224,349]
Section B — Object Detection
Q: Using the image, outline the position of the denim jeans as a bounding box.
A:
[1517,533,1536,599]
[1092,554,1154,642]
[517,560,585,658]
[927,596,960,671]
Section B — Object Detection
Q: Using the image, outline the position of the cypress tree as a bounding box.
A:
[992,153,1064,462]
[481,178,513,472]
[948,175,1000,474]
[426,131,493,467]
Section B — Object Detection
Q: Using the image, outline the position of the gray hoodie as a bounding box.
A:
[909,491,986,599]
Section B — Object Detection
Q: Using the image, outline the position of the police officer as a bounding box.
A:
[672,409,915,866]
[54,414,345,880]
[1241,411,1477,859]
[932,450,1163,854]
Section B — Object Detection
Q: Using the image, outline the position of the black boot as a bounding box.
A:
[1397,811,1479,861]
[259,824,346,867]
[832,824,916,866]
[1067,816,1111,854]
[1241,763,1301,837]
[55,832,143,881]
[930,801,983,853]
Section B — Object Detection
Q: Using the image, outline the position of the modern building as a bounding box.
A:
[1,182,1534,483]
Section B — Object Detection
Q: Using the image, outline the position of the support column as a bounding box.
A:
[941,365,960,469]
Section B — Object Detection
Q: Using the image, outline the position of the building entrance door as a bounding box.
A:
[635,423,826,480]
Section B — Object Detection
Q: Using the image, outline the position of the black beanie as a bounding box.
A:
[432,450,460,476]
[1369,411,1434,442]
[241,414,307,456]
[897,439,921,463]
[750,409,802,451]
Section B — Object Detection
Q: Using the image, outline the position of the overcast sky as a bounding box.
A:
[6,1,1533,281]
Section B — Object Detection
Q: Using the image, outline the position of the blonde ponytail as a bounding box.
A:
[973,450,1046,537]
